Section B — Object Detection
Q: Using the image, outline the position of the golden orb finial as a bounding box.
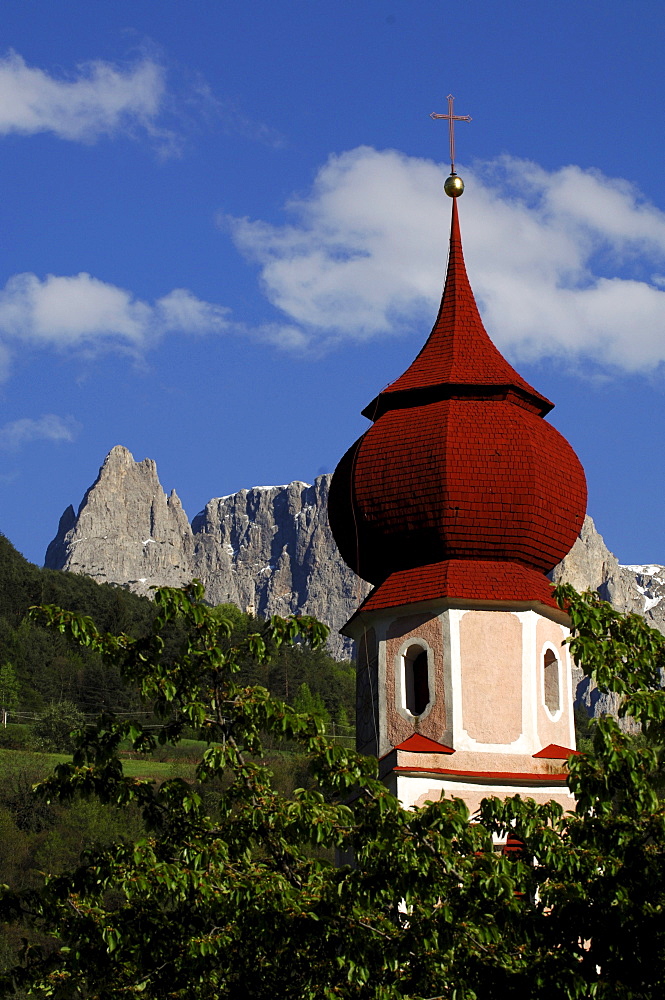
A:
[444,173,464,198]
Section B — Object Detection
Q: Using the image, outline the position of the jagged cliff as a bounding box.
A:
[550,516,665,726]
[45,446,369,657]
[191,478,366,642]
[45,447,195,592]
[550,515,665,631]
[46,445,665,683]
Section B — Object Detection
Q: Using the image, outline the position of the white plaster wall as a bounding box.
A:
[447,609,573,756]
[360,603,574,762]
[397,773,576,815]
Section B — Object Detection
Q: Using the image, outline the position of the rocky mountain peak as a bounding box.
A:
[45,447,368,657]
[104,443,139,465]
[45,446,194,598]
[550,516,665,729]
[549,515,644,615]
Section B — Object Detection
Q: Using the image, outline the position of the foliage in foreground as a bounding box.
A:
[1,582,665,999]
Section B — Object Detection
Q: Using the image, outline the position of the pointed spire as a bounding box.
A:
[362,199,553,420]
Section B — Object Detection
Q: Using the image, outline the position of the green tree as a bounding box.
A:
[2,581,665,998]
[31,701,85,754]
[293,680,330,729]
[0,663,19,726]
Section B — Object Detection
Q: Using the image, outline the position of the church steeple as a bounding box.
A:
[363,199,553,421]
[328,136,585,808]
[328,193,586,606]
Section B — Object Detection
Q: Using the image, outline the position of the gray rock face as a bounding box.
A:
[550,514,665,634]
[45,447,194,596]
[550,515,665,727]
[550,515,645,616]
[191,478,367,638]
[622,564,665,635]
[45,446,368,658]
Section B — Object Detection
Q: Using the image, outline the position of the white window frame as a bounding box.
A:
[396,639,435,721]
[541,642,563,722]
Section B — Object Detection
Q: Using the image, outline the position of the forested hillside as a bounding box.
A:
[0,532,355,732]
[0,532,156,720]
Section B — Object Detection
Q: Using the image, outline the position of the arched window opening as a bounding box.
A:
[404,645,430,716]
[543,648,560,714]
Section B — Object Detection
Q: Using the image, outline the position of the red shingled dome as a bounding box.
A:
[328,199,587,603]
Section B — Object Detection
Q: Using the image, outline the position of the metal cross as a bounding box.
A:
[430,95,472,174]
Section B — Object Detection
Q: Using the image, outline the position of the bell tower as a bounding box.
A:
[327,127,587,814]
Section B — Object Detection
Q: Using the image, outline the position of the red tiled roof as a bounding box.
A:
[532,744,580,759]
[362,199,553,420]
[330,398,586,585]
[394,733,455,754]
[356,560,559,614]
[328,198,587,601]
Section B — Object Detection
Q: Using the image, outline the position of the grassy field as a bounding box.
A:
[0,747,199,783]
[0,732,327,794]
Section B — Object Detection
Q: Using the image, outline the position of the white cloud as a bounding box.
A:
[4,145,665,374]
[0,51,166,144]
[155,288,230,335]
[0,342,10,381]
[0,270,300,378]
[0,272,152,346]
[229,147,665,370]
[0,414,79,451]
[229,147,442,342]
[0,272,231,375]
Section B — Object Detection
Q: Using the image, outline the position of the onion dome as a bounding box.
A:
[328,198,587,611]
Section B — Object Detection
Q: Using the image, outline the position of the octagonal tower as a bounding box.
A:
[328,196,587,813]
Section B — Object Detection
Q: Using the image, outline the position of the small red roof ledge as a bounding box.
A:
[395,733,455,754]
[362,197,554,422]
[532,744,580,759]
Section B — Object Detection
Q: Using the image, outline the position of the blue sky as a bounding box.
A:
[2,1,665,568]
